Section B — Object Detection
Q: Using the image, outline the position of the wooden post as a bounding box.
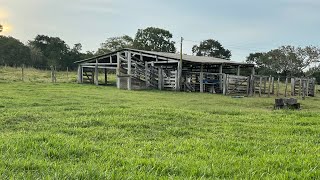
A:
[55,66,57,83]
[271,77,275,94]
[77,65,81,83]
[237,65,241,76]
[200,64,204,93]
[116,52,121,89]
[176,61,181,91]
[219,64,223,91]
[285,78,288,97]
[246,76,250,96]
[104,68,107,85]
[268,76,272,97]
[51,66,54,83]
[253,76,256,96]
[223,74,228,95]
[299,78,302,97]
[291,78,295,96]
[94,60,99,86]
[252,67,255,75]
[306,78,310,97]
[259,76,262,97]
[175,69,179,91]
[21,64,25,82]
[263,77,267,94]
[127,51,132,90]
[158,67,163,90]
[302,80,306,100]
[276,77,280,97]
[66,67,69,82]
[249,75,254,96]
[145,63,149,88]
[77,65,83,83]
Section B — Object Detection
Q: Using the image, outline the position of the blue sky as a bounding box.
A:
[1,0,320,61]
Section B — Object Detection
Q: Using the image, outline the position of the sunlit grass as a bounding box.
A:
[0,67,319,179]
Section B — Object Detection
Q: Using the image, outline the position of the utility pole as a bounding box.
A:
[180,37,183,66]
[177,37,183,91]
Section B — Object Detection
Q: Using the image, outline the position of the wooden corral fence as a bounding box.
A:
[183,72,224,93]
[291,78,316,97]
[75,48,318,97]
[250,75,274,97]
[220,75,317,98]
[224,75,250,95]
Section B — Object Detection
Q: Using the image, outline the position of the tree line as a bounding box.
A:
[246,46,320,83]
[0,27,231,69]
[0,26,319,82]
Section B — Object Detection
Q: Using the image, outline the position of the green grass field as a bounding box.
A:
[0,67,320,179]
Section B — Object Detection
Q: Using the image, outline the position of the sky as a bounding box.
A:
[0,0,320,62]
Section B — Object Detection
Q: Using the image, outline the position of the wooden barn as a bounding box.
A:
[75,48,256,95]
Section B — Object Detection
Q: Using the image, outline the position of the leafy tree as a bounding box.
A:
[28,35,70,67]
[0,36,31,66]
[81,51,95,59]
[192,39,231,59]
[133,27,176,53]
[0,24,3,33]
[246,46,320,77]
[96,35,133,55]
[29,45,46,67]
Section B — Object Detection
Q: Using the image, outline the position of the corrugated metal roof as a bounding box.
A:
[75,48,253,66]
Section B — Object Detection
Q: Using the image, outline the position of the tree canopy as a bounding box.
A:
[192,39,231,60]
[0,24,3,33]
[0,36,31,66]
[28,35,92,68]
[96,35,133,55]
[246,45,320,77]
[0,34,93,69]
[133,27,176,53]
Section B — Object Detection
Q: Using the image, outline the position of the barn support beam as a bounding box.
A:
[158,67,163,90]
[127,51,132,90]
[116,52,121,89]
[77,65,83,83]
[219,64,223,91]
[104,68,107,85]
[176,61,181,91]
[94,59,99,86]
[223,74,228,95]
[237,65,241,76]
[200,64,204,93]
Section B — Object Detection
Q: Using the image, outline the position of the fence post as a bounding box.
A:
[223,74,227,95]
[302,79,306,100]
[54,66,57,83]
[291,78,295,96]
[285,78,288,97]
[249,75,253,97]
[306,78,310,97]
[299,78,302,97]
[51,66,54,83]
[21,64,25,82]
[66,67,69,82]
[268,75,271,97]
[276,77,280,97]
[271,76,275,94]
[259,76,262,97]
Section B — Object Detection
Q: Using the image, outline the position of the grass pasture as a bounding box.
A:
[0,67,320,179]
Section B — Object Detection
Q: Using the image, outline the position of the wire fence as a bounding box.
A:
[0,65,77,83]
